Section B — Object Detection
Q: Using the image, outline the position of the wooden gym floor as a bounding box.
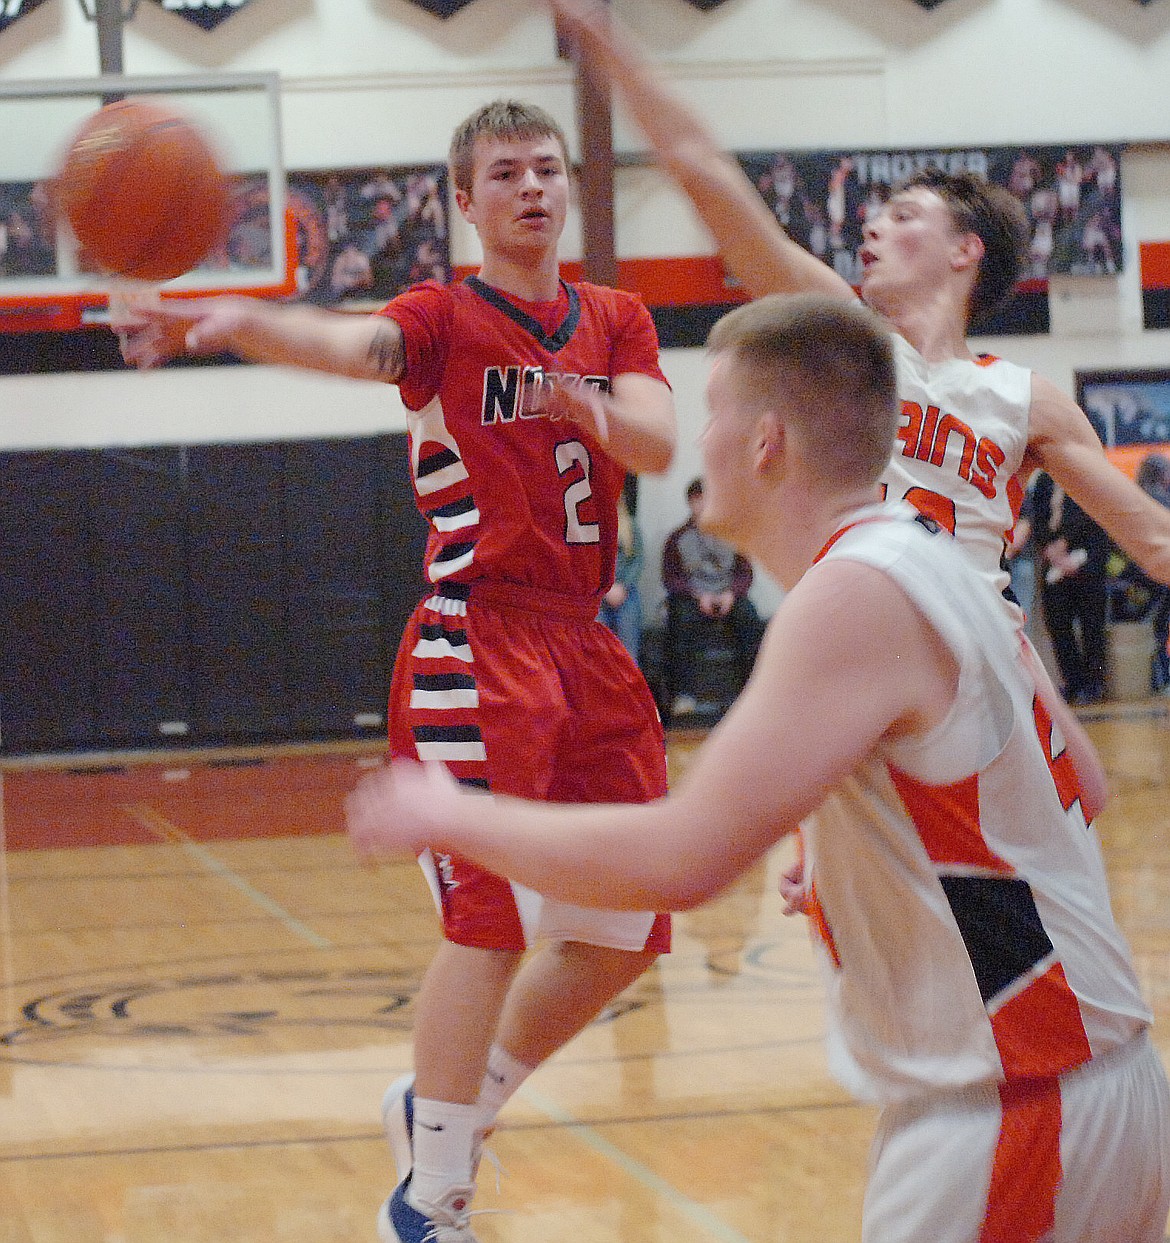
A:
[1,702,1168,1243]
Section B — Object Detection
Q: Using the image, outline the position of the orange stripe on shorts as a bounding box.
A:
[980,1076,1061,1243]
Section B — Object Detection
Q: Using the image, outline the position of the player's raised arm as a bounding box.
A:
[1029,374,1170,585]
[549,0,851,303]
[112,295,407,385]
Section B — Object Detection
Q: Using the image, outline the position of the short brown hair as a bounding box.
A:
[448,99,569,196]
[901,168,1030,327]
[707,293,898,488]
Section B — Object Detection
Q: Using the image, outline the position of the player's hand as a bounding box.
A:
[345,758,461,861]
[524,373,610,442]
[777,856,810,917]
[178,297,263,355]
[109,291,188,368]
[110,294,256,368]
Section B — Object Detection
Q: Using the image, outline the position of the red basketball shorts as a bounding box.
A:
[387,582,671,954]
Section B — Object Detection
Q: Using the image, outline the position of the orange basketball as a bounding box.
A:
[54,98,232,282]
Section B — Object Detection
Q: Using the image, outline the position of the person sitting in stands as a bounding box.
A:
[662,476,764,718]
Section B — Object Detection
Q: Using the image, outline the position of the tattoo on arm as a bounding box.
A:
[367,323,405,380]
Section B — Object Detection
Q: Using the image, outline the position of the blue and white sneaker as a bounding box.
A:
[377,1177,480,1243]
[381,1074,416,1181]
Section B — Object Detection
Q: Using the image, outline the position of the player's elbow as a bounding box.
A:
[635,411,677,475]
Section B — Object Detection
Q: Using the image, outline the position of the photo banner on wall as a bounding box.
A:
[0,181,55,278]
[224,165,450,308]
[737,142,1124,286]
[0,162,449,314]
[148,0,256,31]
[1077,368,1170,481]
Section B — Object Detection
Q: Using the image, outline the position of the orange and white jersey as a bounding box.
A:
[804,505,1150,1105]
[881,335,1032,609]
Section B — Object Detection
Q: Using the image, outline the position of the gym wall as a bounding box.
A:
[2,0,1169,710]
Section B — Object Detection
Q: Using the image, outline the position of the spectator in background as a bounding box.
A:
[662,477,764,718]
[599,481,645,663]
[1033,471,1111,705]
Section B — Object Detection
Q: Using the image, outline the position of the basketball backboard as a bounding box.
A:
[0,72,294,332]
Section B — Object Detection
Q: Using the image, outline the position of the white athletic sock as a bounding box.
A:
[408,1097,479,1207]
[475,1043,536,1129]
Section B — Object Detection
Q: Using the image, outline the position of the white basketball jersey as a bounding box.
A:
[803,506,1150,1105]
[881,335,1032,604]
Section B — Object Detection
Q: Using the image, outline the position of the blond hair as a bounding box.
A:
[707,294,898,489]
[448,100,569,197]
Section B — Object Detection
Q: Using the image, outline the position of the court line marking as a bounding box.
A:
[122,802,332,949]
[520,1084,756,1243]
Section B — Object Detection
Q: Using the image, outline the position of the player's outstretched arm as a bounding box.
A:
[549,0,851,303]
[347,559,953,910]
[1029,375,1170,585]
[112,296,407,384]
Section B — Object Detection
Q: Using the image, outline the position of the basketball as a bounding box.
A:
[54,97,232,283]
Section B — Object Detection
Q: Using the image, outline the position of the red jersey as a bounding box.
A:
[381,276,666,601]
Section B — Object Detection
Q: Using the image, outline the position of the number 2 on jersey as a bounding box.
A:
[881,483,958,536]
[556,439,600,545]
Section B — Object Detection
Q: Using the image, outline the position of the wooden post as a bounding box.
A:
[92,0,130,75]
[557,10,618,288]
